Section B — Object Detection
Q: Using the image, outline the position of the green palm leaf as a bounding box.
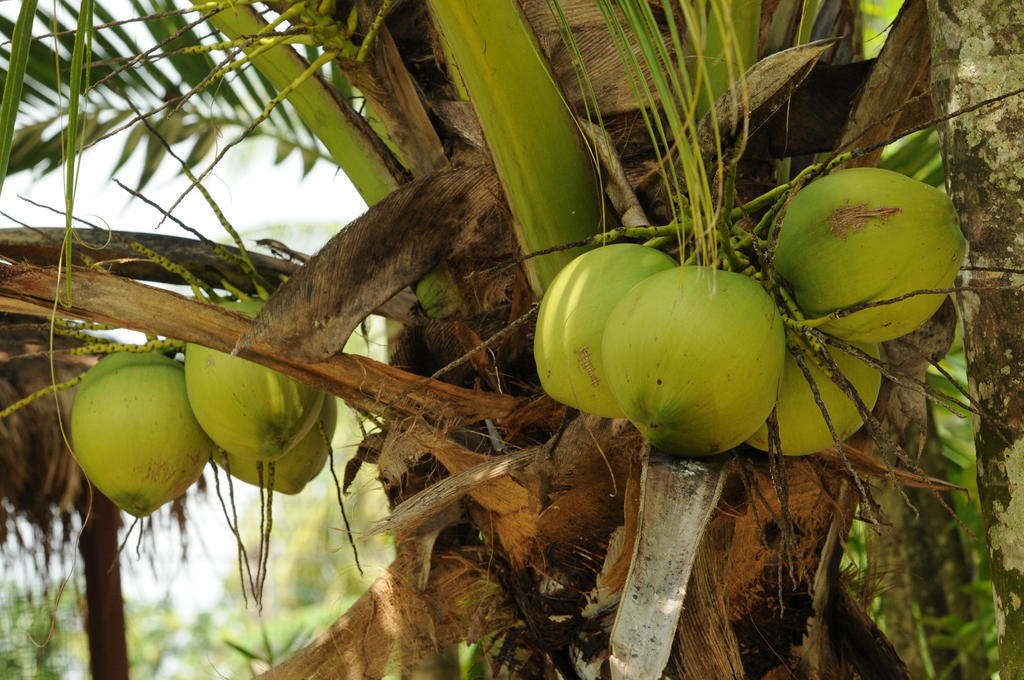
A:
[0,1,358,191]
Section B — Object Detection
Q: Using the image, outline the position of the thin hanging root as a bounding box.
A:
[211,457,256,609]
[0,375,83,420]
[161,48,341,229]
[764,411,800,579]
[253,466,275,610]
[788,345,881,527]
[327,443,363,576]
[737,456,800,589]
[115,515,142,565]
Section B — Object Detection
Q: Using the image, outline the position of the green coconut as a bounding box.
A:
[534,244,677,417]
[71,352,214,517]
[216,397,338,494]
[185,300,325,462]
[774,167,965,342]
[746,342,882,455]
[602,266,786,456]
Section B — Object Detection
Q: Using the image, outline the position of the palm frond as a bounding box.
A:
[0,1,358,190]
[0,0,39,197]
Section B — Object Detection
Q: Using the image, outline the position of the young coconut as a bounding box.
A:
[534,243,677,417]
[602,266,786,456]
[185,300,325,462]
[71,352,214,517]
[746,341,882,455]
[215,397,338,494]
[774,167,965,342]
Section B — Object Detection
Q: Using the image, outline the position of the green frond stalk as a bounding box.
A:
[697,0,760,120]
[62,0,96,304]
[427,0,604,294]
[202,2,400,205]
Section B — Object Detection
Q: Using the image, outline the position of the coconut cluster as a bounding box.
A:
[534,168,965,458]
[70,300,336,517]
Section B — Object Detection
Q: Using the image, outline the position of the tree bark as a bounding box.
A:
[927,1,1024,676]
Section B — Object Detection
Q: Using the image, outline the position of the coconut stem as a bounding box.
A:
[68,339,186,356]
[0,374,82,420]
[733,151,856,221]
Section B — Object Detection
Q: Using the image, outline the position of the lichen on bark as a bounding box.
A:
[927,1,1024,676]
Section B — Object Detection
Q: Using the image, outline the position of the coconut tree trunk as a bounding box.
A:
[79,487,130,680]
[927,1,1024,676]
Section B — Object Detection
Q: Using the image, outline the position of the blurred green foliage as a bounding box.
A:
[0,580,88,679]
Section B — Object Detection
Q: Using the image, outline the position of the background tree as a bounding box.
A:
[929,1,1024,677]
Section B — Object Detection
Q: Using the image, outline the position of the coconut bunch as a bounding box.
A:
[70,299,336,518]
[534,168,966,457]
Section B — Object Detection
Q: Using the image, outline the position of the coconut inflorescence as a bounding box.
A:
[532,167,964,458]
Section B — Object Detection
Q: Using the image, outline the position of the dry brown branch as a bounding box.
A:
[0,263,523,423]
[0,226,297,291]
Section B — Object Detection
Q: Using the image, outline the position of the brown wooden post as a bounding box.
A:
[79,487,130,680]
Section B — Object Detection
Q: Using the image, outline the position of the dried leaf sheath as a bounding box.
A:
[236,164,508,362]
